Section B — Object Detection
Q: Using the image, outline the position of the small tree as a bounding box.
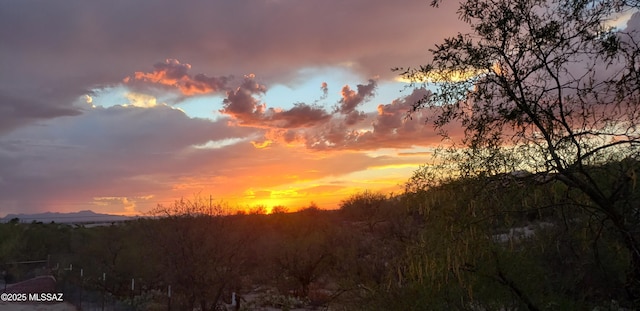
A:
[271,207,334,299]
[271,205,289,214]
[340,191,388,232]
[145,197,245,310]
[399,0,640,300]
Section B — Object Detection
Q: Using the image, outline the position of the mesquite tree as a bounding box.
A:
[399,0,640,300]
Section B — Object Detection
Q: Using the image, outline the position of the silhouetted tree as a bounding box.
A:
[399,0,640,303]
[340,191,388,232]
[271,206,335,298]
[146,198,246,311]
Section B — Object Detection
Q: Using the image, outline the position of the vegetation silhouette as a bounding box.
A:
[395,0,640,308]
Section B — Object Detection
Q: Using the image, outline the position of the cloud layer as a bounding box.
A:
[9,0,603,215]
[1,0,465,132]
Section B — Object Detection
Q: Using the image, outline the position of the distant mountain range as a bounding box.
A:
[0,210,134,224]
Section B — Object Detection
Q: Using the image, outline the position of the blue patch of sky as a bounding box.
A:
[87,85,128,108]
[260,67,411,114]
[178,96,226,120]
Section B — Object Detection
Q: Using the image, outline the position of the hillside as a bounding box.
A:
[1,210,133,224]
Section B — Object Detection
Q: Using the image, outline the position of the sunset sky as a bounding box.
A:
[2,1,635,216]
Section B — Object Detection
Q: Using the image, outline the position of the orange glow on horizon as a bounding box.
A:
[48,142,429,217]
[32,171,409,218]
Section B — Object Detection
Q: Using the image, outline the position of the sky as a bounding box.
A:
[2,1,635,217]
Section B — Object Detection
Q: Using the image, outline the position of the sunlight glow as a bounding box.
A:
[251,140,273,149]
[605,9,637,30]
[395,68,488,83]
[125,92,158,108]
[369,163,420,170]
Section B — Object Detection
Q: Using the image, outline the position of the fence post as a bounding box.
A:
[79,268,83,310]
[102,272,106,311]
[168,285,171,311]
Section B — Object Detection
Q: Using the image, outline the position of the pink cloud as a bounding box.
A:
[320,82,329,99]
[290,87,467,151]
[220,74,267,124]
[337,79,377,114]
[214,80,453,151]
[220,75,332,129]
[127,59,231,95]
[267,104,332,128]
